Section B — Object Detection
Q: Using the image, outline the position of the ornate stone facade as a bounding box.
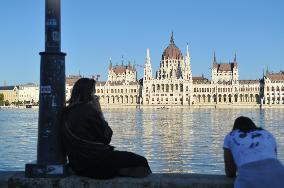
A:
[93,33,284,107]
[263,71,284,105]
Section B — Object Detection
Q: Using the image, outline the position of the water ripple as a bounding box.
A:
[0,108,284,174]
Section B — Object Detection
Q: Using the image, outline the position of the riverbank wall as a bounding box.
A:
[98,104,284,109]
[1,104,284,110]
[3,171,234,188]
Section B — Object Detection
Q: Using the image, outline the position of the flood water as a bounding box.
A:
[0,108,284,174]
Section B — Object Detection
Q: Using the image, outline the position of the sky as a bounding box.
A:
[0,0,283,85]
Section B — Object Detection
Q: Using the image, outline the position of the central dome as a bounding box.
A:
[162,33,183,59]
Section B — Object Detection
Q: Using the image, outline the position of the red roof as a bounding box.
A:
[192,76,210,84]
[266,72,284,81]
[239,80,259,84]
[112,65,136,74]
[162,33,183,59]
[162,43,183,59]
[213,63,237,71]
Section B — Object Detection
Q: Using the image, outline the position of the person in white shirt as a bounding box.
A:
[223,116,284,188]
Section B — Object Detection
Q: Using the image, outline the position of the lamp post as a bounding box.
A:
[25,0,67,177]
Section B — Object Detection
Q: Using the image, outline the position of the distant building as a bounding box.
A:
[94,60,140,105]
[0,86,19,104]
[263,71,284,105]
[142,33,192,105]
[67,33,284,107]
[18,83,39,104]
[107,59,137,83]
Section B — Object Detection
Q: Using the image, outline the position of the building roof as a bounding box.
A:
[213,62,237,72]
[96,81,106,86]
[192,76,210,84]
[162,33,183,60]
[19,83,38,87]
[106,81,139,86]
[111,65,136,74]
[239,80,260,84]
[0,86,17,90]
[266,71,284,81]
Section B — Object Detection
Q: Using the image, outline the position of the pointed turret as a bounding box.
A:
[146,48,150,62]
[266,66,269,75]
[186,43,190,58]
[133,60,136,70]
[144,48,152,80]
[213,51,217,63]
[127,61,131,69]
[234,52,237,62]
[108,57,112,70]
[170,31,174,44]
[184,43,192,80]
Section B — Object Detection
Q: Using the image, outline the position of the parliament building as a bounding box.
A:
[82,33,284,107]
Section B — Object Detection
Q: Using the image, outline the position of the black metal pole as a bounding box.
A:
[25,0,67,177]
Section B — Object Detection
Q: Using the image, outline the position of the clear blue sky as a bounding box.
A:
[0,0,283,85]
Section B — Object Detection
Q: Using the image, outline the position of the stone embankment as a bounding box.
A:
[3,171,234,188]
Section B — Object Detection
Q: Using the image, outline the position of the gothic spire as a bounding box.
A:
[146,48,150,60]
[234,52,237,62]
[186,43,189,56]
[213,51,217,63]
[170,31,174,44]
[186,43,190,62]
[108,57,112,69]
[266,66,269,75]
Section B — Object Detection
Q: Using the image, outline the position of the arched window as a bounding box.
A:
[180,84,183,92]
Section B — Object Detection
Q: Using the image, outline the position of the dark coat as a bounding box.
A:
[61,103,113,173]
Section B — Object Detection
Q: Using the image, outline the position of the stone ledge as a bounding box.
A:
[0,171,19,188]
[8,172,234,188]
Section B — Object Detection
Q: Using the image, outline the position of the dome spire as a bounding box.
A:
[170,31,174,44]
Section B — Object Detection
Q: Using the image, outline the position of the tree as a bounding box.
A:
[0,93,4,106]
[0,93,4,101]
[4,100,9,106]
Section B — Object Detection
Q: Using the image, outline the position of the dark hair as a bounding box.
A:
[67,78,96,107]
[232,116,262,132]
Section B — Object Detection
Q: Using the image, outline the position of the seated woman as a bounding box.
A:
[223,116,284,188]
[61,78,151,179]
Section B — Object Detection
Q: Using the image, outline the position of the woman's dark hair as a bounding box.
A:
[67,78,96,107]
[232,116,262,132]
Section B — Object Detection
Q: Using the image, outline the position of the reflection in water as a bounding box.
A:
[0,108,284,174]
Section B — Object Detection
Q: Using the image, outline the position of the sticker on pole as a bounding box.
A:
[41,86,51,94]
[46,19,57,26]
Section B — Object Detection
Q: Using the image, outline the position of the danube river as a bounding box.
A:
[0,108,284,174]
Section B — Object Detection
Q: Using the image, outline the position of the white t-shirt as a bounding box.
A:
[223,129,277,167]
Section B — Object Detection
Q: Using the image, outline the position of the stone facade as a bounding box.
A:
[107,59,137,83]
[74,34,284,107]
[95,81,141,106]
[0,84,39,105]
[0,86,19,104]
[263,71,284,105]
[18,84,39,104]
